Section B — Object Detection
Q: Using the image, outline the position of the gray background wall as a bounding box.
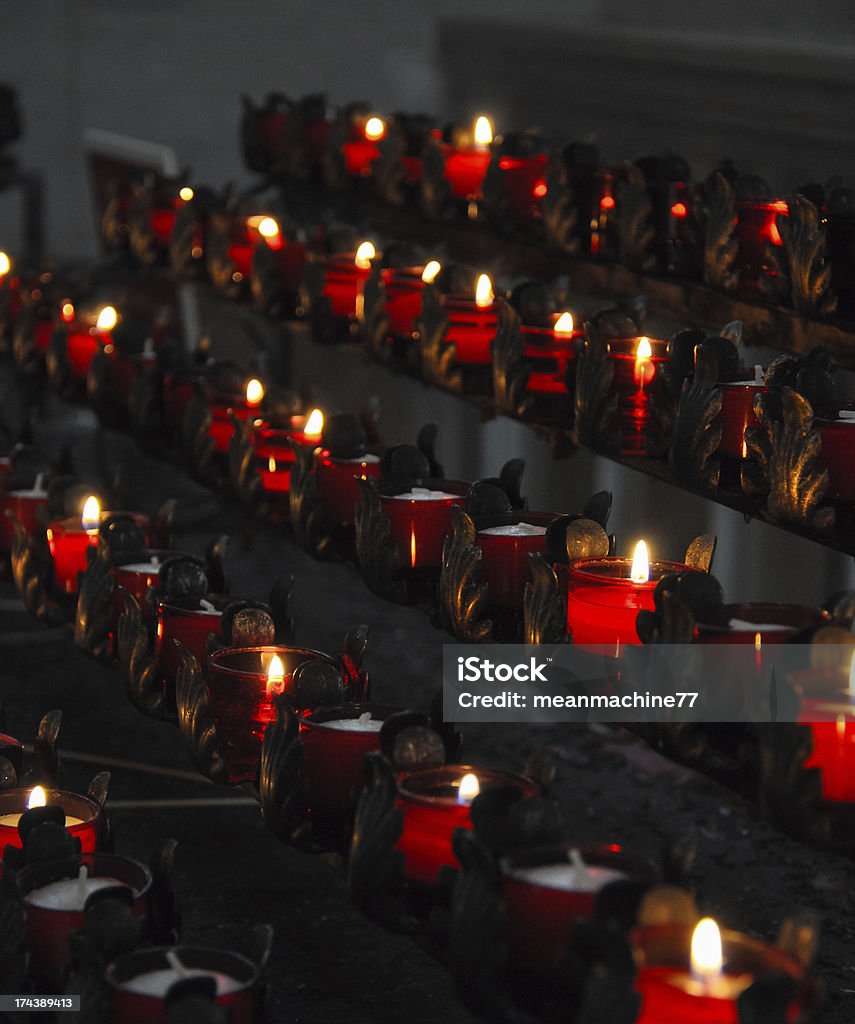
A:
[2,0,855,259]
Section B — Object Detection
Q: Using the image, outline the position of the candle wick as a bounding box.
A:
[166,950,189,976]
[358,712,372,726]
[567,848,591,880]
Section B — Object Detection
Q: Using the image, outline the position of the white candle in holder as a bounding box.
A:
[25,874,127,911]
[389,487,462,501]
[479,523,547,537]
[506,849,627,892]
[123,951,243,997]
[314,712,383,732]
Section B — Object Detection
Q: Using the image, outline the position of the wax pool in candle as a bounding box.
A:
[0,811,84,828]
[388,487,463,501]
[479,523,547,537]
[317,712,383,732]
[314,451,382,530]
[505,853,626,892]
[25,874,126,911]
[124,967,243,997]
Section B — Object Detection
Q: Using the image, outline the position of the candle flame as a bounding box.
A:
[268,456,276,473]
[81,495,101,531]
[61,301,75,322]
[458,772,480,804]
[304,408,324,437]
[0,251,11,277]
[691,918,723,980]
[554,312,574,336]
[838,715,847,740]
[179,186,194,202]
[355,241,376,269]
[364,116,385,141]
[755,632,762,653]
[635,337,653,362]
[421,260,441,284]
[266,654,285,697]
[96,305,118,332]
[475,274,493,308]
[742,437,748,459]
[257,216,280,239]
[630,540,649,583]
[28,786,47,809]
[410,526,417,568]
[246,378,264,405]
[473,115,493,147]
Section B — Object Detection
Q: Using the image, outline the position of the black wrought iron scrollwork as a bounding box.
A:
[754,723,828,843]
[227,413,264,517]
[699,171,738,292]
[741,387,834,531]
[668,343,723,491]
[491,303,532,419]
[359,265,391,361]
[440,507,492,643]
[117,590,163,718]
[481,155,514,235]
[181,387,216,482]
[524,552,567,646]
[541,154,579,254]
[616,164,656,273]
[373,122,406,206]
[174,641,227,784]
[574,331,619,452]
[416,283,460,392]
[354,478,407,603]
[258,695,309,846]
[74,542,115,661]
[8,511,64,624]
[287,438,327,556]
[419,136,451,221]
[760,195,837,317]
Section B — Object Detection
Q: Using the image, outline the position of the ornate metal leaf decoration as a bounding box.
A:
[541,153,579,254]
[174,640,227,784]
[566,518,611,563]
[761,196,837,317]
[259,695,308,844]
[148,837,180,945]
[668,343,723,490]
[574,331,619,452]
[481,155,513,235]
[416,283,461,392]
[181,388,216,482]
[523,552,568,645]
[34,709,62,786]
[322,111,351,191]
[347,752,407,929]
[7,511,64,624]
[74,545,115,661]
[440,507,492,643]
[741,388,834,531]
[419,136,451,221]
[117,589,163,718]
[359,264,391,361]
[227,413,264,516]
[491,303,532,419]
[128,188,159,267]
[617,163,656,273]
[170,195,206,278]
[354,478,407,602]
[699,171,738,291]
[373,123,406,205]
[340,624,370,700]
[154,499,177,550]
[754,723,828,843]
[287,438,327,556]
[684,534,717,573]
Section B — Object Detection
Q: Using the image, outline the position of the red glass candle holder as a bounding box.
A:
[395,765,539,887]
[735,199,788,296]
[251,414,323,496]
[314,448,381,529]
[443,294,502,366]
[799,698,855,803]
[695,603,827,645]
[342,137,381,178]
[18,853,151,991]
[47,510,152,594]
[107,946,261,1024]
[717,378,767,460]
[815,410,855,502]
[384,267,430,338]
[205,645,340,785]
[476,512,557,635]
[156,595,229,701]
[498,152,550,225]
[443,145,492,201]
[500,843,655,975]
[112,551,178,607]
[0,483,49,553]
[0,788,102,856]
[633,923,816,1024]
[565,556,699,648]
[321,254,373,320]
[379,480,469,572]
[608,337,669,456]
[66,325,108,381]
[207,390,263,454]
[299,703,396,817]
[520,319,583,402]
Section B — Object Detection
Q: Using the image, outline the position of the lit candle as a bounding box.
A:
[473,115,493,149]
[46,494,102,594]
[379,481,469,572]
[475,273,493,308]
[355,241,376,270]
[797,650,855,802]
[0,785,100,855]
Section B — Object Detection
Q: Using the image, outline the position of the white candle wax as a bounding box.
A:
[0,812,85,828]
[123,968,243,998]
[118,559,161,573]
[478,523,547,537]
[315,712,382,732]
[10,489,49,500]
[25,876,127,911]
[727,618,792,632]
[507,859,627,893]
[337,453,381,464]
[388,487,461,501]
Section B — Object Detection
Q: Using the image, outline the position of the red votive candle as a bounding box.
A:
[792,655,855,803]
[380,480,469,571]
[0,477,49,553]
[476,512,556,613]
[735,199,788,295]
[565,544,699,648]
[695,603,827,645]
[816,408,855,502]
[205,644,340,785]
[443,140,492,201]
[443,281,503,366]
[384,265,438,337]
[18,853,151,991]
[716,372,767,460]
[395,765,539,887]
[251,409,324,496]
[207,378,266,454]
[501,844,654,975]
[633,921,814,1024]
[156,595,228,698]
[314,449,381,528]
[321,247,375,319]
[608,337,668,456]
[299,703,395,816]
[107,946,260,1024]
[0,786,102,856]
[520,312,582,401]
